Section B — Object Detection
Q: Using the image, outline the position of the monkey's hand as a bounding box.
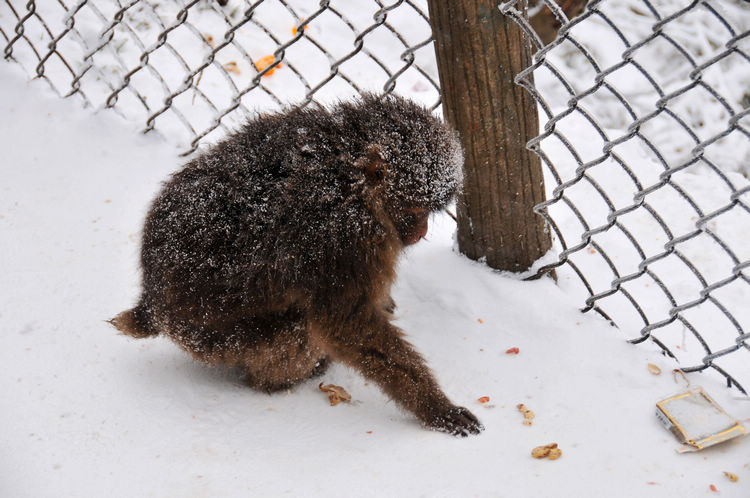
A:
[426,405,484,437]
[312,307,482,437]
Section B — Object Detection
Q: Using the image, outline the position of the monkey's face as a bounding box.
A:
[340,94,464,212]
[375,100,463,213]
[393,207,430,246]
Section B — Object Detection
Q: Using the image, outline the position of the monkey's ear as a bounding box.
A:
[361,144,388,185]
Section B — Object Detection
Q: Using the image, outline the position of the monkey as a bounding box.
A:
[110,94,483,437]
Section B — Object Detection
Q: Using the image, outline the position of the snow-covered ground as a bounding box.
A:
[1,60,749,497]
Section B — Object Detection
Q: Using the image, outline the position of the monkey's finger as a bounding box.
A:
[449,416,483,437]
[456,406,484,430]
[432,419,471,437]
[454,408,484,435]
[431,406,485,436]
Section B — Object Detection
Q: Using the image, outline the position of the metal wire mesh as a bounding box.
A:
[2,0,748,393]
[0,0,439,154]
[504,0,750,393]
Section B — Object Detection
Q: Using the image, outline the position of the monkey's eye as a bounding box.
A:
[403,207,429,220]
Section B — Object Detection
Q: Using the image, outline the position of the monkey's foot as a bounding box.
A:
[242,373,297,394]
[426,406,484,437]
[244,356,330,393]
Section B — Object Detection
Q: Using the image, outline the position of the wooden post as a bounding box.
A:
[427,0,551,272]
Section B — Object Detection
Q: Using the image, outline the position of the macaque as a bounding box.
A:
[111,94,483,436]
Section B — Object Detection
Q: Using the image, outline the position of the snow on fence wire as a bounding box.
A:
[0,0,438,155]
[2,0,749,394]
[503,0,750,394]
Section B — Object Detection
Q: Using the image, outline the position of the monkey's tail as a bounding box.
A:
[108,303,159,339]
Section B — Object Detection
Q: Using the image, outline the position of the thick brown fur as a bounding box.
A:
[112,94,482,436]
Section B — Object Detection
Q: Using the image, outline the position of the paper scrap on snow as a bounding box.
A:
[655,387,746,452]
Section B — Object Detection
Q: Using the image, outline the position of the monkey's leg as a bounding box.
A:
[311,306,483,436]
[163,312,328,393]
[232,314,329,393]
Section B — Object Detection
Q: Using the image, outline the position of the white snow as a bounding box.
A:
[1,61,749,497]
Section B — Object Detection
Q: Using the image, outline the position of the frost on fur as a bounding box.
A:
[111,94,480,436]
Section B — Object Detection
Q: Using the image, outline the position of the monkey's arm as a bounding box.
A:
[311,305,483,436]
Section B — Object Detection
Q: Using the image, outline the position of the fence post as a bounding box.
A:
[427,0,551,272]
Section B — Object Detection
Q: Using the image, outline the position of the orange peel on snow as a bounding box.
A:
[256,55,282,76]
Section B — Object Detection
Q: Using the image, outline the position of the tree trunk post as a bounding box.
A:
[427,0,551,272]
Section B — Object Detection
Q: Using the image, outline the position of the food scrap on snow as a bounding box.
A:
[292,18,308,36]
[517,403,535,425]
[255,55,282,76]
[723,471,739,483]
[647,363,662,375]
[223,61,240,75]
[532,443,562,460]
[319,383,352,406]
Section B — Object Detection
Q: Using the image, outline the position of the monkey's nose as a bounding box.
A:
[405,222,429,245]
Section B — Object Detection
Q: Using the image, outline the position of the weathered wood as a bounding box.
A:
[427,0,551,272]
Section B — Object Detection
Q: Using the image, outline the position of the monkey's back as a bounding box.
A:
[139,108,385,319]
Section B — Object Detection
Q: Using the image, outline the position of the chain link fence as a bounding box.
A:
[2,0,749,393]
[1,0,439,154]
[504,0,750,393]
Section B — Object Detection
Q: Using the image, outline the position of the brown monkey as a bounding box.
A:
[111,94,483,436]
